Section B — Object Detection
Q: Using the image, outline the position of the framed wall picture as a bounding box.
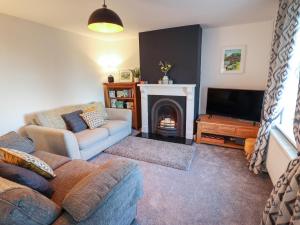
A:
[119,70,133,82]
[221,46,246,74]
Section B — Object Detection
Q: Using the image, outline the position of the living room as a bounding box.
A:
[0,0,299,225]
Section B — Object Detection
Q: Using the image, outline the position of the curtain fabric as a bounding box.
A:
[260,0,300,224]
[261,79,300,224]
[249,0,300,174]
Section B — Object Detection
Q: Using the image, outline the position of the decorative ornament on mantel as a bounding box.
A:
[88,0,124,33]
[158,61,173,84]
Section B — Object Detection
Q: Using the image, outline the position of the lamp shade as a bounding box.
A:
[88,6,124,33]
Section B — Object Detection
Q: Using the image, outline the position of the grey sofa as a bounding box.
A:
[0,150,143,225]
[24,103,132,160]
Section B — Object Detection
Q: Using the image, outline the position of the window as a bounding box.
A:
[277,32,300,146]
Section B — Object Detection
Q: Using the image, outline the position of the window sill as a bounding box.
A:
[276,124,297,148]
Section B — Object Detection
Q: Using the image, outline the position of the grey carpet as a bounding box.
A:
[104,136,195,170]
[91,143,273,225]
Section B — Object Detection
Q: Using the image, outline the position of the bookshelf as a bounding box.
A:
[103,82,141,129]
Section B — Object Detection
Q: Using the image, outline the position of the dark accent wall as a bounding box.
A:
[139,24,202,120]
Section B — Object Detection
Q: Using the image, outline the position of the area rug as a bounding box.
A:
[104,136,195,170]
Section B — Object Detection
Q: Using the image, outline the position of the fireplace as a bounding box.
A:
[148,96,186,137]
[138,84,196,144]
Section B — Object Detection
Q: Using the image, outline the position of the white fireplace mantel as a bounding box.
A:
[138,84,196,140]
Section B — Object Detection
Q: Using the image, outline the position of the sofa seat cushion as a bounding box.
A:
[32,151,70,170]
[75,128,109,149]
[50,160,97,206]
[101,120,129,135]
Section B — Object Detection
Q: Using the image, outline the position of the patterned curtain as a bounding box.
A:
[261,76,300,225]
[249,0,300,174]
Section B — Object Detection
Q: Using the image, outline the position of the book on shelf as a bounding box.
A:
[111,99,117,108]
[109,90,116,98]
[126,102,134,109]
[115,101,124,108]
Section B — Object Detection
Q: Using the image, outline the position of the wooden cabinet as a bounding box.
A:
[196,115,260,149]
[103,82,141,129]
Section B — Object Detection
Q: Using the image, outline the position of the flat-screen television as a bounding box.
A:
[206,88,265,122]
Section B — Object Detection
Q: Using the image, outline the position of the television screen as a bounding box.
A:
[206,88,265,122]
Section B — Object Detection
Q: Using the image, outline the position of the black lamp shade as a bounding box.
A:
[88,7,124,33]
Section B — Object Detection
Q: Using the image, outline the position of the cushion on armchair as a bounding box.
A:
[0,131,35,154]
[62,159,139,222]
[0,161,54,197]
[0,177,61,225]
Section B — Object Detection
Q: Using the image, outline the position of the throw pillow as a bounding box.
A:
[0,161,54,197]
[61,110,87,133]
[80,111,106,129]
[84,102,108,119]
[0,147,56,179]
[0,131,35,154]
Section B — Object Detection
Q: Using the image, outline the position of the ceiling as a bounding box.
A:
[0,0,278,40]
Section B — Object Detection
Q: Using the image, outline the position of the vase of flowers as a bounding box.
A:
[159,61,173,84]
[131,67,141,83]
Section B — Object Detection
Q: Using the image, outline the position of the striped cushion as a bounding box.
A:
[0,148,56,179]
[80,111,106,129]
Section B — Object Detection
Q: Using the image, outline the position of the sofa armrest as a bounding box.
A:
[24,125,81,160]
[106,108,132,123]
[62,159,143,223]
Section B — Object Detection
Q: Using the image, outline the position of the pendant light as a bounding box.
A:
[88,0,124,33]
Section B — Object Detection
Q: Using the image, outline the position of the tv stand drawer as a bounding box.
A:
[217,126,236,135]
[236,128,258,138]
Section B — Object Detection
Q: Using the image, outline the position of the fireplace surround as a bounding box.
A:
[138,84,196,142]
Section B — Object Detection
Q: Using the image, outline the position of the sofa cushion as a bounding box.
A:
[61,110,88,133]
[35,104,87,129]
[75,128,109,149]
[0,161,54,198]
[50,160,97,206]
[0,131,35,154]
[62,159,139,222]
[102,120,129,135]
[32,151,70,170]
[0,148,56,179]
[80,111,106,129]
[83,102,108,119]
[0,177,61,225]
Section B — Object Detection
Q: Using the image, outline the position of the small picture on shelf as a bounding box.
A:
[126,102,134,109]
[116,101,124,108]
[111,99,117,108]
[109,90,116,98]
[116,90,125,98]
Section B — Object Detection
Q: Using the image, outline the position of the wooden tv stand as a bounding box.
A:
[196,115,260,150]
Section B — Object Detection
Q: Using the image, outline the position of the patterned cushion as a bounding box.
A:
[0,148,56,179]
[0,161,54,197]
[0,131,35,154]
[61,110,87,133]
[80,111,106,129]
[83,102,108,119]
[0,177,60,225]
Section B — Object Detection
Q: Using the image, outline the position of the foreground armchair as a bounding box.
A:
[0,150,143,225]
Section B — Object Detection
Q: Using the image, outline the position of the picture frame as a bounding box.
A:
[119,70,133,82]
[221,46,246,74]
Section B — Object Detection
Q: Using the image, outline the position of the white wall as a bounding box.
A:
[0,14,139,135]
[200,21,274,113]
